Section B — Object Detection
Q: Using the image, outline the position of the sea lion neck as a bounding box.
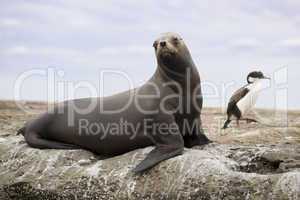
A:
[155,54,197,84]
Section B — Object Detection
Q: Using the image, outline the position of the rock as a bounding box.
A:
[0,102,299,199]
[1,136,300,199]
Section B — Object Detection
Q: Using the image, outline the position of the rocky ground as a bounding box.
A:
[0,100,299,200]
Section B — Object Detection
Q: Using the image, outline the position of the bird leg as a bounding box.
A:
[236,119,240,127]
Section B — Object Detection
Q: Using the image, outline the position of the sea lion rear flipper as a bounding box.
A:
[25,132,80,149]
[17,126,26,135]
[133,114,184,173]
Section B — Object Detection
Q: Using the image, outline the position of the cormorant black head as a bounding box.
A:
[247,71,270,83]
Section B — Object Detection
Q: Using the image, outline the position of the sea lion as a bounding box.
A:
[18,32,211,173]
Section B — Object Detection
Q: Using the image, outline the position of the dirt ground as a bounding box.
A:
[1,100,299,145]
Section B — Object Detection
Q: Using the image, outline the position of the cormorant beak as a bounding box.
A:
[263,76,271,80]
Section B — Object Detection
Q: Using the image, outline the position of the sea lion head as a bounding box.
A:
[153,32,193,69]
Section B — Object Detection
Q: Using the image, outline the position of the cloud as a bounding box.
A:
[230,38,262,48]
[1,2,99,30]
[3,46,29,55]
[1,44,152,57]
[96,45,152,56]
[279,38,300,48]
[0,18,21,27]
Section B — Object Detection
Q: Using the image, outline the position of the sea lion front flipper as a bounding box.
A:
[132,144,183,173]
[133,114,184,173]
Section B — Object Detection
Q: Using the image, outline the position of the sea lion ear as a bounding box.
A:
[153,41,158,49]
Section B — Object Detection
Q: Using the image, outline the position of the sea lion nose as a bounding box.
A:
[160,41,166,47]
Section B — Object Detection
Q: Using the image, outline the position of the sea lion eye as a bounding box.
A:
[172,37,180,44]
[153,41,158,49]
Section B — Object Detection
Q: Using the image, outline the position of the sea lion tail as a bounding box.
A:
[17,126,26,136]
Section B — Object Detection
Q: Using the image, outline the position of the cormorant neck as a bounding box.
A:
[247,76,261,84]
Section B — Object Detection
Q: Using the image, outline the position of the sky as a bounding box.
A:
[0,0,299,109]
